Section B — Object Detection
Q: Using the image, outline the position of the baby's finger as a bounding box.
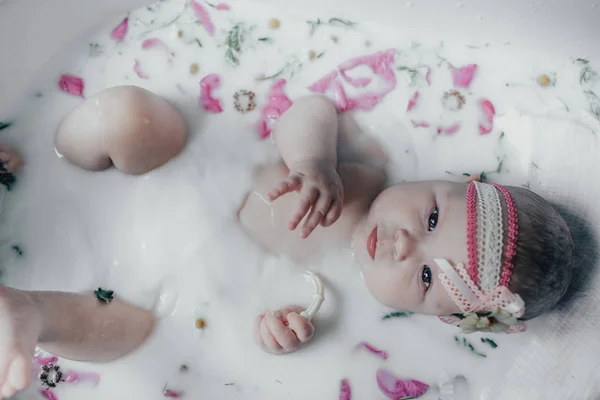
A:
[322,199,343,227]
[259,315,282,353]
[301,194,331,237]
[289,187,318,231]
[265,313,299,351]
[267,175,302,202]
[287,312,315,343]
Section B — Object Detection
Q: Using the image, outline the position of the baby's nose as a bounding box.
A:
[394,229,415,262]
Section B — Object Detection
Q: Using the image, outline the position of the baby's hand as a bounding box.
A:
[267,161,343,238]
[0,146,23,174]
[254,307,315,355]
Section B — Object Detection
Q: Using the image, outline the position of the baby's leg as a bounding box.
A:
[0,286,155,399]
[56,86,188,175]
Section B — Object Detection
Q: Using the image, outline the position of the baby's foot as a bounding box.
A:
[0,146,24,174]
[0,286,43,399]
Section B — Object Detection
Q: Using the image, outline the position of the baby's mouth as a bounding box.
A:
[367,226,377,260]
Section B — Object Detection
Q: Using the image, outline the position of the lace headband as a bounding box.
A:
[435,182,526,334]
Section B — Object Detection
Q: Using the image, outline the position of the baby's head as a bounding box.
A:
[353,180,573,333]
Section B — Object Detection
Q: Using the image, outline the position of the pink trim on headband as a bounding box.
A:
[492,184,518,287]
[466,183,480,285]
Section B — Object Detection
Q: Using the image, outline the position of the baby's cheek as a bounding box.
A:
[432,286,461,316]
[363,269,409,310]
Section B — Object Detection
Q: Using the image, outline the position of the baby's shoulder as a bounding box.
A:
[337,162,386,208]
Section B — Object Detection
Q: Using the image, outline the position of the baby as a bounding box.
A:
[0,86,573,398]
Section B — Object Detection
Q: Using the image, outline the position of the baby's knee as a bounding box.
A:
[56,86,188,175]
[106,86,188,174]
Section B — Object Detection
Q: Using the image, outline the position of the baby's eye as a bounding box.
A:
[428,206,439,232]
[422,266,432,290]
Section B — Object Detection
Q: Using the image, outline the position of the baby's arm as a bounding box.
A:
[0,286,155,398]
[34,290,156,362]
[273,96,338,174]
[268,96,343,238]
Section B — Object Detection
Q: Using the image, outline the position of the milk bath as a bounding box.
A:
[1,0,600,399]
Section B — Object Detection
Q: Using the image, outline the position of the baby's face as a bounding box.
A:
[353,181,468,316]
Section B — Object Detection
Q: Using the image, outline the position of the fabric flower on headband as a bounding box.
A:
[452,310,521,334]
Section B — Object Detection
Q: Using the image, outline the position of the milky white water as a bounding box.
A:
[1,0,600,399]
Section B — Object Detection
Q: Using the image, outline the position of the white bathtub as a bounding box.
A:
[1,0,600,399]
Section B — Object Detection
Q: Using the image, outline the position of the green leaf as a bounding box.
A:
[11,245,23,257]
[94,287,114,304]
[455,335,487,358]
[462,173,471,177]
[195,38,203,48]
[224,23,247,67]
[382,311,414,320]
[479,171,487,183]
[0,164,16,191]
[328,17,356,27]
[0,122,13,131]
[255,69,284,82]
[480,338,498,349]
[496,159,504,173]
[258,37,271,42]
[499,131,505,139]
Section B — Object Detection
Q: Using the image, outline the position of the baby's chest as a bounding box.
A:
[238,165,355,260]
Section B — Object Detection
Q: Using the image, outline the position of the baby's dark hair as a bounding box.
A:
[506,187,574,320]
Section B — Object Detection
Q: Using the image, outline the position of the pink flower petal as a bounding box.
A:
[479,99,495,135]
[256,119,270,139]
[268,79,293,113]
[191,0,215,37]
[337,48,397,93]
[40,390,58,400]
[425,66,431,85]
[376,369,429,400]
[481,98,496,118]
[164,389,184,398]
[216,2,230,10]
[357,342,388,360]
[438,122,461,135]
[339,379,352,400]
[142,38,174,63]
[411,120,430,128]
[307,71,339,93]
[257,79,293,139]
[34,356,59,366]
[134,60,150,79]
[62,371,101,386]
[308,49,397,113]
[339,67,372,88]
[451,64,478,89]
[199,74,223,113]
[110,17,129,42]
[58,74,85,98]
[406,91,420,112]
